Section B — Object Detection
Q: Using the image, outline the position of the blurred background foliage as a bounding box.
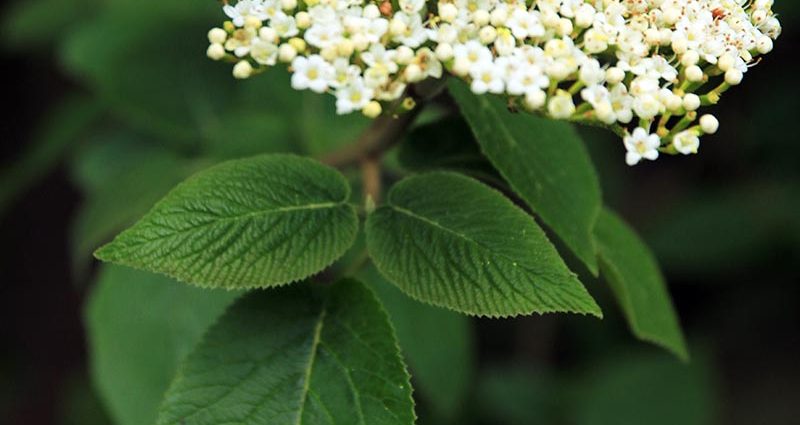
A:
[1,0,798,424]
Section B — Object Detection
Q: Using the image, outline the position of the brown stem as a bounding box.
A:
[360,157,382,204]
[320,108,420,168]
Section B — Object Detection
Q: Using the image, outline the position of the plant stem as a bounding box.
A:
[320,108,421,168]
[361,156,382,204]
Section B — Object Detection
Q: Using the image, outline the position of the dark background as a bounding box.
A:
[2,2,798,424]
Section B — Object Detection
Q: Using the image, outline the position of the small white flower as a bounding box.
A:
[224,0,268,27]
[291,54,334,93]
[673,130,700,155]
[250,39,279,65]
[506,64,548,96]
[336,78,374,114]
[329,57,360,88]
[624,128,660,166]
[399,0,425,14]
[548,90,576,119]
[581,85,615,124]
[391,12,429,48]
[304,22,344,49]
[271,13,299,38]
[361,44,399,74]
[507,9,545,40]
[469,60,504,94]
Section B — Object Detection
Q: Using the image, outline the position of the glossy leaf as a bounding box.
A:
[595,209,688,360]
[449,80,602,275]
[95,154,359,289]
[366,172,601,318]
[156,279,414,425]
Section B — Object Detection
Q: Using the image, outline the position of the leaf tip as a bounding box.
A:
[93,242,119,263]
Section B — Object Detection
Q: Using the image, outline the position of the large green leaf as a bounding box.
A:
[594,209,688,360]
[366,172,601,318]
[156,279,415,425]
[360,265,474,422]
[86,265,238,425]
[95,154,359,289]
[449,80,602,275]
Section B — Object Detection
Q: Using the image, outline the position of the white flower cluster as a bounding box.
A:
[207,0,781,165]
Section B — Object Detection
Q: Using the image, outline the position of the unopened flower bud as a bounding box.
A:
[681,50,699,67]
[363,101,382,118]
[404,64,424,82]
[525,88,546,110]
[288,37,306,53]
[725,68,743,85]
[364,4,381,19]
[756,35,774,54]
[208,28,227,44]
[717,53,735,72]
[479,26,497,44]
[683,93,701,111]
[473,10,490,26]
[439,3,458,23]
[207,43,226,60]
[699,114,719,134]
[296,12,311,29]
[490,8,507,26]
[396,46,414,64]
[557,18,573,36]
[259,27,278,42]
[233,60,253,79]
[685,65,704,82]
[278,44,297,62]
[606,67,625,85]
[435,43,453,61]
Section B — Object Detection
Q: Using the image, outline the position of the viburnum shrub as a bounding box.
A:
[89,0,780,423]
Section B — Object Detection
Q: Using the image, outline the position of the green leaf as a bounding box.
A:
[365,172,601,318]
[449,80,602,275]
[86,265,238,425]
[156,279,415,425]
[594,208,688,360]
[360,264,474,422]
[95,154,359,289]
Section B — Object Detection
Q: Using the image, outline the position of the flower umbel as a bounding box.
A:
[207,0,781,165]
